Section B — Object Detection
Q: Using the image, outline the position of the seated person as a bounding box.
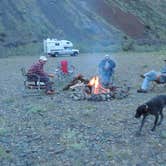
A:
[137,59,166,93]
[27,56,55,95]
[98,54,116,87]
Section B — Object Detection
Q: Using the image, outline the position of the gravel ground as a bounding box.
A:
[0,52,166,166]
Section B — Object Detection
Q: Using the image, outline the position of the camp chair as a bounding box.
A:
[21,67,46,96]
[55,60,76,81]
[151,76,166,90]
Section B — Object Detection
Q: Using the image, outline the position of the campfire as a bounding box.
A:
[88,76,110,94]
[63,74,130,101]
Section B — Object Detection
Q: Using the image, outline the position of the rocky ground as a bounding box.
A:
[0,52,166,166]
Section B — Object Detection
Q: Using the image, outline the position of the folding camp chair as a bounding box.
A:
[21,67,46,96]
[151,78,166,90]
[55,60,76,81]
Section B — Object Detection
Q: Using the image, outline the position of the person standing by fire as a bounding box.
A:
[98,54,116,87]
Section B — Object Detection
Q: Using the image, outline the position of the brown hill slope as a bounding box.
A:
[0,0,165,56]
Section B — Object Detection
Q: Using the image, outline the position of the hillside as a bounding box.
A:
[0,0,166,56]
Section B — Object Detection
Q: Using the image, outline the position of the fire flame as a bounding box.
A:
[88,76,110,94]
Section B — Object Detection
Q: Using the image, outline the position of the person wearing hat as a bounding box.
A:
[27,56,55,95]
[98,54,116,87]
[137,60,166,93]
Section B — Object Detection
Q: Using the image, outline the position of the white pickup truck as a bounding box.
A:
[43,38,79,57]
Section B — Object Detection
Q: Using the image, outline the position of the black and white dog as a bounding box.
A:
[135,95,166,133]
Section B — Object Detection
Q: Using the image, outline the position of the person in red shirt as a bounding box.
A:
[27,56,54,95]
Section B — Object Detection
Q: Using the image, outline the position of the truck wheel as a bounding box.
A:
[53,53,59,57]
[73,52,78,56]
